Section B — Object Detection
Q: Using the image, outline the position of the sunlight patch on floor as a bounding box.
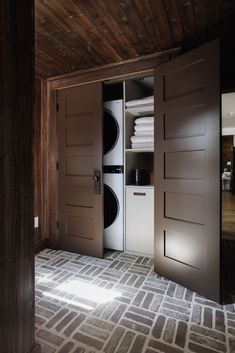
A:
[57,280,122,304]
[43,292,94,311]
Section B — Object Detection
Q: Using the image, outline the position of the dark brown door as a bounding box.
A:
[57,83,103,258]
[155,40,220,302]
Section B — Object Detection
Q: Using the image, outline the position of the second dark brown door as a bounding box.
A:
[154,40,221,302]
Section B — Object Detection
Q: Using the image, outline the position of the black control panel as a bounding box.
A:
[103,165,124,174]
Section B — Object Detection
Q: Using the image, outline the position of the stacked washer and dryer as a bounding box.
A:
[103,99,124,251]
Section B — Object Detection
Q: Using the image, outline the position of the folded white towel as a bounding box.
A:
[134,123,154,131]
[131,142,154,149]
[126,95,154,107]
[131,135,154,143]
[134,130,154,136]
[135,116,154,124]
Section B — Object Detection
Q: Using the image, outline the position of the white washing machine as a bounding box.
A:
[103,99,123,166]
[103,166,124,251]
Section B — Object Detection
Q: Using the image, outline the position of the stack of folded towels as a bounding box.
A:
[125,95,154,108]
[131,116,154,149]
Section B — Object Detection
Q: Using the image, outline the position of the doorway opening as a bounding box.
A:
[221,92,235,302]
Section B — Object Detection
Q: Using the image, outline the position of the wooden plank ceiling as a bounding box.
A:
[35,0,235,79]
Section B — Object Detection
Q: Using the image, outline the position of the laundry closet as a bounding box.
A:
[103,78,155,257]
[55,39,225,302]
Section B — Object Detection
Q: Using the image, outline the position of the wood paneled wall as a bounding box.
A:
[34,79,58,251]
[34,78,43,248]
[222,136,233,172]
[0,0,38,352]
[48,48,179,90]
[34,78,51,252]
[179,14,235,92]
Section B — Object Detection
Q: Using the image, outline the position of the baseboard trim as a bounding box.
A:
[35,238,48,253]
[29,343,41,353]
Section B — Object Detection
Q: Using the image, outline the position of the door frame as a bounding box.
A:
[1,0,39,352]
[46,58,177,249]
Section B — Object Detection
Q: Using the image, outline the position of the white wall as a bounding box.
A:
[222,127,235,137]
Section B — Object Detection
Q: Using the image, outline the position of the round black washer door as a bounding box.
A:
[104,184,119,229]
[103,110,119,155]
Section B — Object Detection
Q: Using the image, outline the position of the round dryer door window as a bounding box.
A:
[104,184,119,229]
[103,110,119,155]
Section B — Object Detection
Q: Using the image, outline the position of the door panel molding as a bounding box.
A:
[155,39,220,302]
[57,83,103,258]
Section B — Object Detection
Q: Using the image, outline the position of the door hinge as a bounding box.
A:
[56,161,59,170]
[56,220,59,229]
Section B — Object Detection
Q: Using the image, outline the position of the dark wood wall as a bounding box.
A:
[222,136,233,172]
[180,14,235,92]
[0,1,38,352]
[34,79,58,251]
[34,78,51,252]
[34,78,42,248]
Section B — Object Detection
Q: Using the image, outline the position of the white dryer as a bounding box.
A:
[103,99,123,166]
[103,166,124,251]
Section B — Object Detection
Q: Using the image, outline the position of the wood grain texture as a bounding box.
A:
[49,48,179,90]
[35,80,58,250]
[34,79,52,253]
[222,191,235,241]
[41,80,50,244]
[48,88,59,249]
[33,81,59,251]
[34,78,42,244]
[222,135,233,172]
[0,0,36,352]
[35,0,235,79]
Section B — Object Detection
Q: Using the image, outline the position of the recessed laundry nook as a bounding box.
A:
[103,78,155,257]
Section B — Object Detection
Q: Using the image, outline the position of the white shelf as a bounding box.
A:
[125,185,154,189]
[125,104,154,116]
[125,148,154,153]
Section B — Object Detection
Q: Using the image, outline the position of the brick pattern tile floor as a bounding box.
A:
[35,249,235,353]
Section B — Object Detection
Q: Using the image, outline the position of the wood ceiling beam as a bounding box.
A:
[48,47,180,90]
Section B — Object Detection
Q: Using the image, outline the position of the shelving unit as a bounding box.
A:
[125,185,154,189]
[125,151,154,186]
[124,78,154,257]
[102,77,155,257]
